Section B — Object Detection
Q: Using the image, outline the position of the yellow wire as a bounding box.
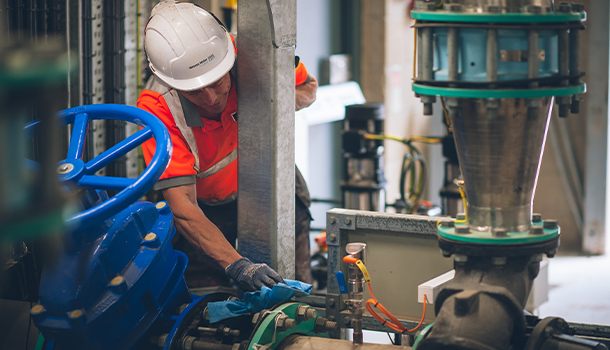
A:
[363,133,441,145]
[437,183,468,226]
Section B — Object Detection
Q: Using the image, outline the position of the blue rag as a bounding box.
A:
[207,279,312,323]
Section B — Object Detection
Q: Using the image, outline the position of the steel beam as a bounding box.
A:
[236,0,296,278]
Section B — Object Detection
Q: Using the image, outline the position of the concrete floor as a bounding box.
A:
[538,253,610,326]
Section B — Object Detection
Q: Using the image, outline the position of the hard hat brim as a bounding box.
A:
[152,31,236,92]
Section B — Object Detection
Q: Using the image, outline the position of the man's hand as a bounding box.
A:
[225,257,284,292]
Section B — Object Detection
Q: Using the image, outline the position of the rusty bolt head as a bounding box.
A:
[329,216,337,224]
[344,217,352,225]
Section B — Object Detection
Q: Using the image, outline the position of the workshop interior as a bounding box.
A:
[1,0,610,349]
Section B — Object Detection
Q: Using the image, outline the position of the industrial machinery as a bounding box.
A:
[406,0,607,349]
[341,103,387,212]
[25,104,400,350]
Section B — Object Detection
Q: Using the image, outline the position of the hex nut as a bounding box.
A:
[440,220,454,228]
[525,5,542,14]
[532,213,542,222]
[276,315,296,332]
[543,220,558,229]
[252,313,261,325]
[296,305,317,321]
[455,226,471,234]
[492,228,508,237]
[447,4,462,12]
[530,226,544,235]
[183,336,196,350]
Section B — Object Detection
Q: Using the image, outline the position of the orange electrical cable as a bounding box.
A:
[345,258,428,334]
[365,284,427,333]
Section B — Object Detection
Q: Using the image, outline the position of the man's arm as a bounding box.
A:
[162,184,241,268]
[295,74,318,111]
[162,184,285,291]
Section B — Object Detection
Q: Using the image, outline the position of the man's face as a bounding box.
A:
[180,72,231,117]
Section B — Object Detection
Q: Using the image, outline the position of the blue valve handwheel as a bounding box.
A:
[24,104,171,230]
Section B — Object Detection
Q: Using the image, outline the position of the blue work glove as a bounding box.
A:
[225,257,285,292]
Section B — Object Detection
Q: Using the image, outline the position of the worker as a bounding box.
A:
[138,1,318,292]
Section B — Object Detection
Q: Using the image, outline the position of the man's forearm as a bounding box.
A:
[173,207,241,269]
[163,186,241,269]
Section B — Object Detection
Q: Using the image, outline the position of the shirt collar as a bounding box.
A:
[177,92,205,128]
[176,80,237,130]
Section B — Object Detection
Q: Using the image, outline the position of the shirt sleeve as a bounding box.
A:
[295,61,309,86]
[138,90,198,185]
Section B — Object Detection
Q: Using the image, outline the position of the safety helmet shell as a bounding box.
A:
[144,1,235,91]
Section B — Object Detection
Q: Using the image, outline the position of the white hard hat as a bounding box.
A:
[144,1,235,91]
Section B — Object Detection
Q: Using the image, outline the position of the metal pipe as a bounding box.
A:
[486,29,498,83]
[421,27,433,81]
[569,21,582,113]
[448,27,459,84]
[557,2,571,117]
[417,27,423,80]
[277,335,400,350]
[346,243,366,345]
[527,29,539,87]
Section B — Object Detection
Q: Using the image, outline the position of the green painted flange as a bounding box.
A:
[413,83,586,98]
[411,10,585,23]
[438,221,559,244]
[248,303,328,350]
[1,208,65,242]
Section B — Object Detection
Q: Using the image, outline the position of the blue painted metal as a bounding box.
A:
[432,28,559,82]
[24,104,172,230]
[28,104,191,350]
[34,201,192,349]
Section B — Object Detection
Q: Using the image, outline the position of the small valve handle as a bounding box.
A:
[336,271,348,295]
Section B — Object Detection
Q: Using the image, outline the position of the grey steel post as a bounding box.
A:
[582,0,608,254]
[236,0,296,278]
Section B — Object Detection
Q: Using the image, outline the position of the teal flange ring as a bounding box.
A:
[438,222,559,245]
[413,83,585,99]
[411,11,585,23]
[248,303,328,350]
